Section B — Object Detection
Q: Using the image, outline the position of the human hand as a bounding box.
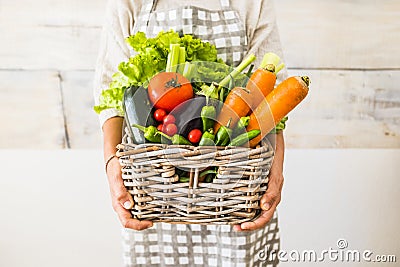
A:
[233,167,284,232]
[106,157,153,231]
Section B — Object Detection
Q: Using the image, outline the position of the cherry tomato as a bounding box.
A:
[153,109,167,122]
[188,129,202,143]
[157,124,164,131]
[163,123,178,136]
[148,72,193,112]
[163,114,176,125]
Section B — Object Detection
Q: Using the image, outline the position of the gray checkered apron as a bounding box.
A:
[122,0,280,266]
[133,0,248,66]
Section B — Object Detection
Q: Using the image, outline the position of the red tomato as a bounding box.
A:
[148,72,193,112]
[164,123,178,136]
[188,129,202,143]
[163,114,176,125]
[153,109,167,122]
[157,124,164,131]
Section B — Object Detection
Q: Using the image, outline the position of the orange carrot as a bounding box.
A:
[214,67,276,133]
[214,53,284,133]
[247,52,285,108]
[246,64,277,109]
[247,76,310,148]
[214,87,253,133]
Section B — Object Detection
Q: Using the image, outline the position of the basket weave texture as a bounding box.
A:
[117,129,274,225]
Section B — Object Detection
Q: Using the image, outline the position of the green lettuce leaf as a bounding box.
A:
[94,30,223,114]
[109,71,130,89]
[126,30,181,59]
[180,34,218,62]
[118,52,166,86]
[93,87,125,114]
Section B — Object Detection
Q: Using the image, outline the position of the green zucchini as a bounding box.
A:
[123,86,156,144]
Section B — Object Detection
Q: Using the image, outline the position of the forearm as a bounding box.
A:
[269,131,285,173]
[102,117,124,161]
[101,116,153,230]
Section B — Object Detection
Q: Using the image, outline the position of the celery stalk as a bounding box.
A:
[177,47,186,73]
[182,62,193,79]
[166,53,172,71]
[218,54,256,89]
[166,44,181,72]
[275,63,285,74]
[259,52,285,74]
[179,47,186,64]
[198,54,256,99]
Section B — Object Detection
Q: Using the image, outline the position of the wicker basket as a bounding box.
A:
[117,127,274,225]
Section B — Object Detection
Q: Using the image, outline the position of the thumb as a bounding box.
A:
[119,191,134,210]
[260,192,277,211]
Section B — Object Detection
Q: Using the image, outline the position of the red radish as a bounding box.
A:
[157,124,163,131]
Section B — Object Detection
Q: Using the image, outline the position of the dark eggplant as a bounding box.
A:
[123,86,156,144]
[169,96,204,138]
[170,95,220,138]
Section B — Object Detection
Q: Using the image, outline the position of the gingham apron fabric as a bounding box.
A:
[133,0,248,66]
[122,213,280,267]
[123,0,280,266]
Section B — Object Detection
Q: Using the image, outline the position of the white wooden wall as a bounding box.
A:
[276,0,400,148]
[0,0,399,148]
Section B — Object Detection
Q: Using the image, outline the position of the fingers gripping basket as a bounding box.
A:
[117,128,275,225]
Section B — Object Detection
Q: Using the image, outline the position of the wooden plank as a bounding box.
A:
[0,0,106,70]
[60,71,102,149]
[283,69,400,148]
[0,71,66,148]
[0,25,101,70]
[1,0,398,70]
[0,0,107,27]
[275,0,400,69]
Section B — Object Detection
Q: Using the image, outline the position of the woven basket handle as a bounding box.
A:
[188,169,199,190]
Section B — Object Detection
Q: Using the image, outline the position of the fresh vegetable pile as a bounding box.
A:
[94,30,223,115]
[95,30,310,182]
